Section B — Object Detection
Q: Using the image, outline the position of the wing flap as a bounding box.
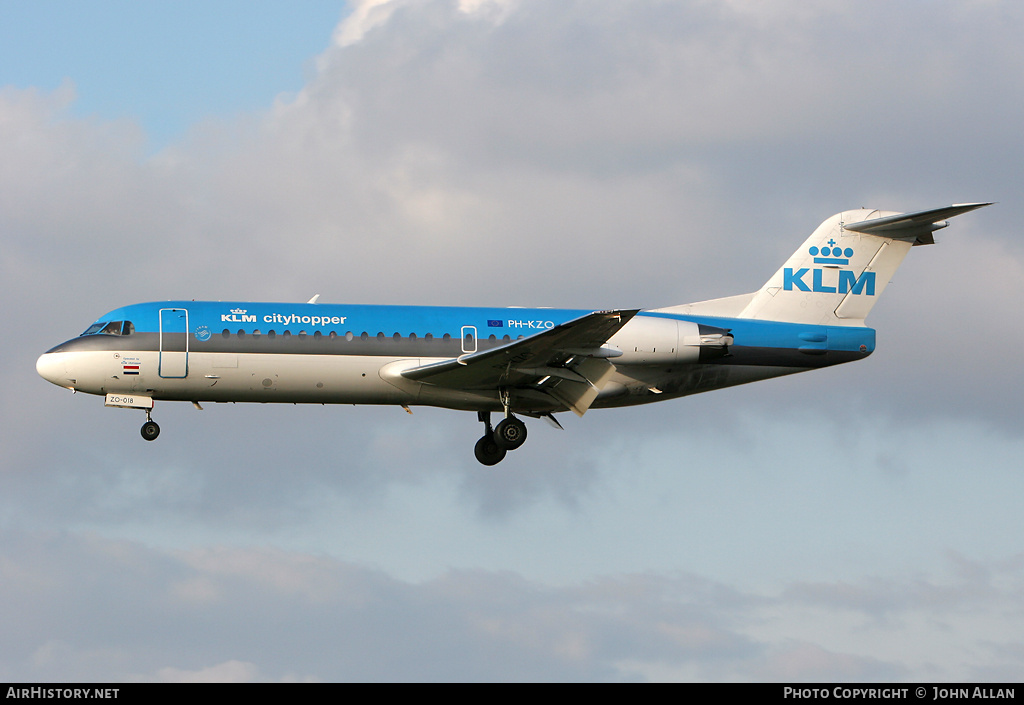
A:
[543,357,618,417]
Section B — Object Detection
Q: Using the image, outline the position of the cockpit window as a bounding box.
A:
[81,320,134,336]
[81,322,107,336]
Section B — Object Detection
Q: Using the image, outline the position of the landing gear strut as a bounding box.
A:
[140,410,160,441]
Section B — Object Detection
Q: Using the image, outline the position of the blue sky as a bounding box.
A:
[2,0,1024,682]
[0,1,346,148]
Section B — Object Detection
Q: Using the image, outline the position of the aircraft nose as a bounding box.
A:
[36,352,73,389]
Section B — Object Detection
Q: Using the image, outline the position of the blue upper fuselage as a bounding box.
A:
[86,301,586,341]
[74,300,875,359]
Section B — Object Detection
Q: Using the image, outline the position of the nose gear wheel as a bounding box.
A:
[141,420,160,441]
[140,409,160,441]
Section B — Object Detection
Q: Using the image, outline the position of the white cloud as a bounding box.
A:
[332,0,405,48]
[156,660,262,683]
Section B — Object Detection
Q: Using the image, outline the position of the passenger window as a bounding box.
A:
[222,329,230,338]
[283,331,292,339]
[237,330,245,338]
[393,332,401,341]
[346,331,354,341]
[253,329,261,338]
[268,330,276,339]
[298,330,307,339]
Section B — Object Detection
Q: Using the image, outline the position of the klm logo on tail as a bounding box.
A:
[783,268,876,295]
[783,243,876,295]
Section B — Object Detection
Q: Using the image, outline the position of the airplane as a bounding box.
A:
[37,203,991,465]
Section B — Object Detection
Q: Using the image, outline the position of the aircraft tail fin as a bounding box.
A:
[736,203,992,325]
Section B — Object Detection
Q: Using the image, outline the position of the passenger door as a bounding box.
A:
[159,308,189,378]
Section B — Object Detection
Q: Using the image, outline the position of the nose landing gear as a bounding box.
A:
[140,410,160,441]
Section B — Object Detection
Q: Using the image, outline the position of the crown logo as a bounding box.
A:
[810,240,853,265]
[230,308,247,315]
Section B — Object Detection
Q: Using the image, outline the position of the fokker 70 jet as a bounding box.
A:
[37,203,990,464]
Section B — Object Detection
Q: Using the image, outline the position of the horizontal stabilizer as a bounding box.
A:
[843,202,992,245]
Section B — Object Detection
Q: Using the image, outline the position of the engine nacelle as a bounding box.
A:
[609,316,732,365]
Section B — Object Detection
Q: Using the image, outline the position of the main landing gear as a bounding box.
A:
[140,410,160,441]
[474,410,528,466]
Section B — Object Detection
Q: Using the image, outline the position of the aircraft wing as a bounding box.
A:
[401,309,639,416]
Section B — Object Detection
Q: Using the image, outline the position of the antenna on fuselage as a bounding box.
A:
[307,294,320,304]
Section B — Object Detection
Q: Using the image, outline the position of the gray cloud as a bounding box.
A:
[1,532,1020,681]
